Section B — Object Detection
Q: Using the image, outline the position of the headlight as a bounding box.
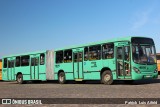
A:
[133,67,141,73]
[154,69,157,73]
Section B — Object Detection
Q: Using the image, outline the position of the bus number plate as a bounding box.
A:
[146,75,151,78]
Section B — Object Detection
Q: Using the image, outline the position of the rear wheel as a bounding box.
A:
[16,74,24,84]
[101,70,113,85]
[58,72,66,84]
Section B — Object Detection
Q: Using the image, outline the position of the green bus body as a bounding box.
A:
[2,36,158,84]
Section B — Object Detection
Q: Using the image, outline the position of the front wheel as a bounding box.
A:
[16,74,24,84]
[58,72,66,84]
[101,70,113,85]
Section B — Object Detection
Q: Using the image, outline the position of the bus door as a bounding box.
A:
[116,42,131,79]
[73,49,83,80]
[30,56,39,80]
[7,58,15,80]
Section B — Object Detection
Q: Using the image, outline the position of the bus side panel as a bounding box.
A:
[63,63,74,80]
[15,67,21,80]
[84,72,100,80]
[83,60,102,80]
[2,58,8,80]
[54,63,74,80]
[2,68,8,80]
[39,64,46,80]
[103,59,117,80]
[19,67,30,80]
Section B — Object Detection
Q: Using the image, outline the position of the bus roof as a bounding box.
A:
[2,50,48,58]
[2,36,153,58]
[54,36,152,51]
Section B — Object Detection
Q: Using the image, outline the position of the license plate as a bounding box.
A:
[146,75,151,78]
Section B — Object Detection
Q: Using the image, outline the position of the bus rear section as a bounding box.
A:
[0,59,2,80]
[2,50,55,84]
[157,53,160,74]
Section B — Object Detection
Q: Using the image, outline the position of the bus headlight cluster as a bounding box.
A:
[133,67,141,74]
[154,69,157,73]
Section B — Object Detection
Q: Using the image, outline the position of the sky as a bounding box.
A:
[0,0,160,58]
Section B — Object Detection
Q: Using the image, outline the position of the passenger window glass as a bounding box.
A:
[8,60,11,68]
[16,56,20,67]
[102,43,114,59]
[89,45,101,61]
[11,60,14,68]
[64,50,72,63]
[31,58,35,66]
[56,51,63,63]
[31,58,38,66]
[117,47,122,59]
[74,53,78,62]
[84,47,88,61]
[3,58,7,68]
[21,56,30,66]
[124,46,130,61]
[35,58,39,66]
[40,53,45,65]
[79,53,82,62]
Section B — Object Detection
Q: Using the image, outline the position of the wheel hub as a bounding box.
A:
[60,76,64,82]
[104,74,110,81]
[18,77,21,82]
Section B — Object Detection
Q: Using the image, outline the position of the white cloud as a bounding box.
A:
[130,0,160,31]
[131,9,152,31]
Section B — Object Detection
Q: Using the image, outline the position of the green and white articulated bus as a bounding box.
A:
[2,36,158,84]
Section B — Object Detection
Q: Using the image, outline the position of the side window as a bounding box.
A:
[8,60,14,68]
[8,60,11,68]
[84,47,88,61]
[35,58,39,66]
[102,43,114,59]
[117,47,123,59]
[11,60,14,68]
[89,45,101,61]
[124,46,130,61]
[16,56,20,67]
[64,50,72,63]
[56,51,63,63]
[21,55,30,66]
[31,58,39,66]
[31,57,39,66]
[3,58,7,68]
[31,58,35,66]
[74,53,78,62]
[79,53,83,62]
[40,53,45,65]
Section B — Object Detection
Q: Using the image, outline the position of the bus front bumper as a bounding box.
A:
[132,72,158,80]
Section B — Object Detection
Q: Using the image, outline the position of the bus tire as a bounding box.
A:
[58,72,66,84]
[16,74,24,84]
[101,70,113,85]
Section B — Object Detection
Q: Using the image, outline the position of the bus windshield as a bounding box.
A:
[132,45,156,64]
